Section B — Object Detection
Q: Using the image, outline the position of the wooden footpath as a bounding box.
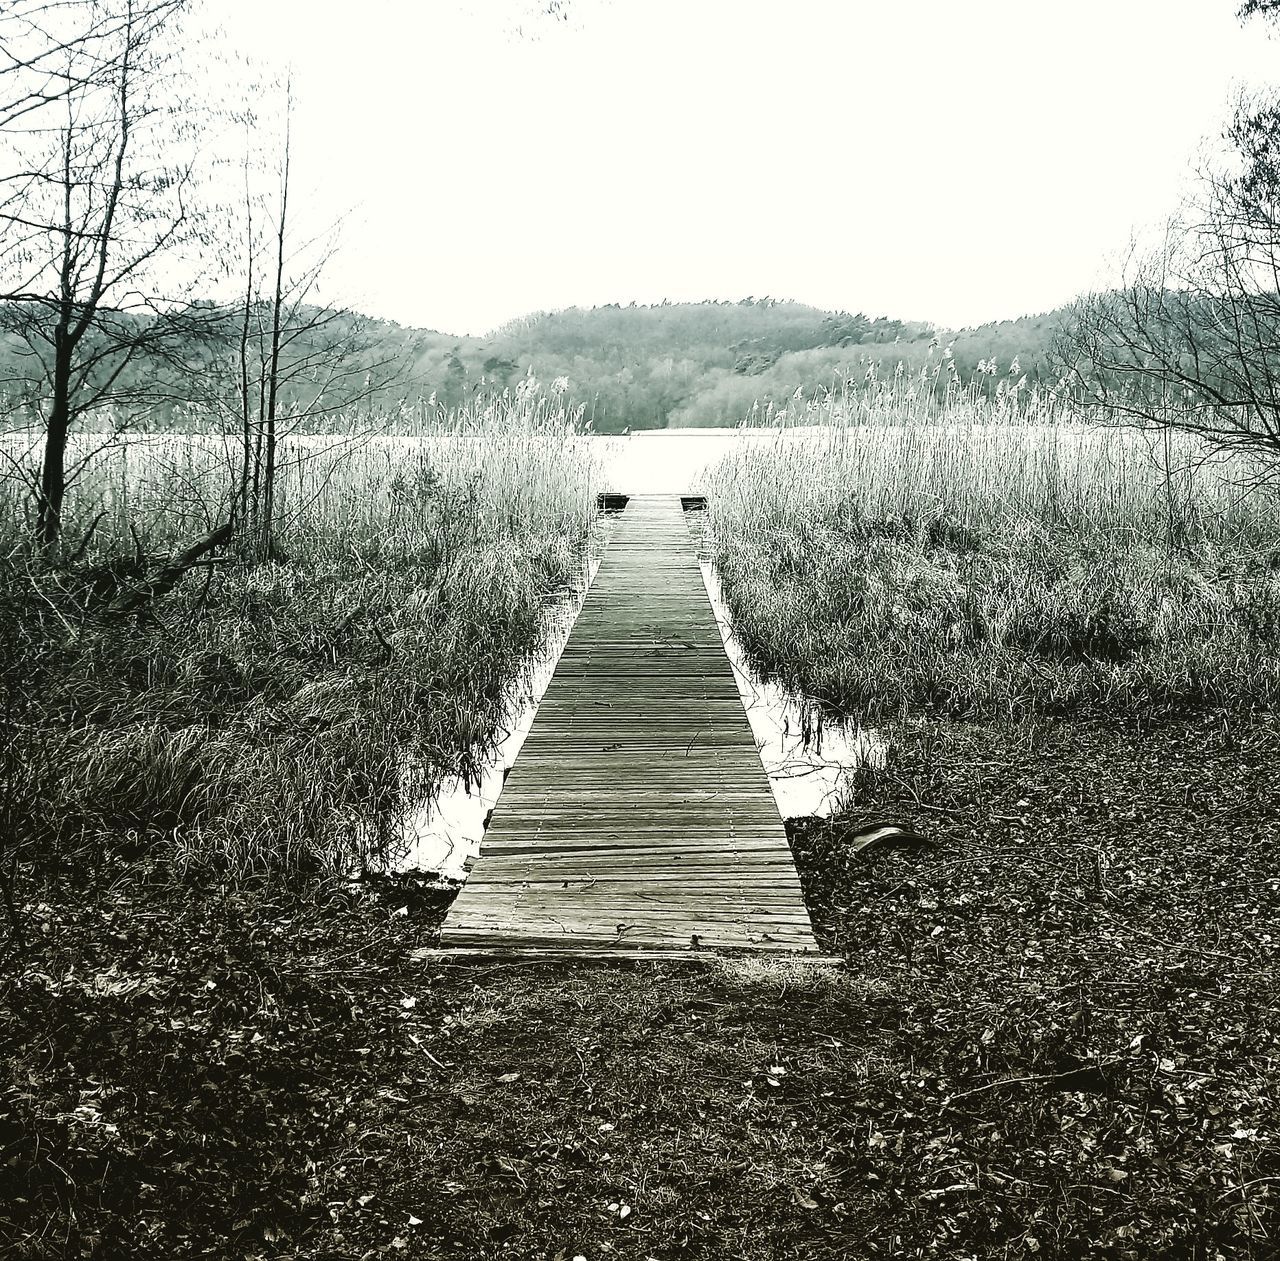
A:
[438,494,827,960]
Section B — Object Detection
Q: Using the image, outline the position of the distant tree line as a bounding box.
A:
[378,300,1062,434]
[0,295,1070,437]
[0,292,1074,437]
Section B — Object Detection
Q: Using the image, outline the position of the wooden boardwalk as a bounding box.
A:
[439,494,825,959]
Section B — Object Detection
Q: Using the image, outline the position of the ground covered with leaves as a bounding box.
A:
[3,708,1276,1259]
[788,707,1280,1258]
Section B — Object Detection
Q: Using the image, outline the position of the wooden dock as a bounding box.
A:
[438,494,826,959]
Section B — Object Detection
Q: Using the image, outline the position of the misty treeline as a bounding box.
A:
[429,301,1062,433]
[0,292,1068,438]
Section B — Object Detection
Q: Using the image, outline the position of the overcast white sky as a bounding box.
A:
[214,0,1276,335]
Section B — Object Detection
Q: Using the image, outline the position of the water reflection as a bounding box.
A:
[396,557,601,880]
[697,557,886,820]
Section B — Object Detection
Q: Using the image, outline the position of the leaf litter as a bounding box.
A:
[1,710,1276,1258]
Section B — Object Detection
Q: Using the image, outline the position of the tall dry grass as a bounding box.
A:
[0,382,601,883]
[705,388,1280,719]
[0,383,596,555]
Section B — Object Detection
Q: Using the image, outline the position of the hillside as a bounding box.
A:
[428,300,1067,433]
[0,298,1070,435]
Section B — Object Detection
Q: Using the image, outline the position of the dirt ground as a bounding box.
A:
[2,709,1277,1259]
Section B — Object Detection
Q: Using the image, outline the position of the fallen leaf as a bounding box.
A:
[918,1183,978,1200]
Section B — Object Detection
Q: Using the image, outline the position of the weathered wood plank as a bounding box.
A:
[438,493,823,959]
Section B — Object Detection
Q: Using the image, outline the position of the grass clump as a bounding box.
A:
[706,417,1280,718]
[0,396,599,890]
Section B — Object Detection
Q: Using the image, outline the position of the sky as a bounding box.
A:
[214,0,1278,336]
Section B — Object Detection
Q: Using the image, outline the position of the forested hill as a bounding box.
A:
[405,299,1068,433]
[496,300,930,362]
[0,297,1069,434]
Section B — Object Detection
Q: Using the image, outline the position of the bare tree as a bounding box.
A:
[0,1,144,131]
[1061,90,1280,486]
[0,0,213,552]
[209,82,401,560]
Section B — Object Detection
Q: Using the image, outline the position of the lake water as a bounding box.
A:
[590,426,833,494]
[396,558,598,880]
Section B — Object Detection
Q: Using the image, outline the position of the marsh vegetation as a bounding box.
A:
[708,387,1280,720]
[0,392,598,893]
[3,1,1279,1256]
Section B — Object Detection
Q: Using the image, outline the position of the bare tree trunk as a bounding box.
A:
[32,6,137,553]
[236,161,254,536]
[37,107,80,553]
[37,335,73,550]
[260,81,291,561]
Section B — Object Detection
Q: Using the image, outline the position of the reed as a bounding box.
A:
[704,391,1280,719]
[0,383,601,879]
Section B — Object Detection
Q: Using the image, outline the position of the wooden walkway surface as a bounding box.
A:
[439,494,826,959]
